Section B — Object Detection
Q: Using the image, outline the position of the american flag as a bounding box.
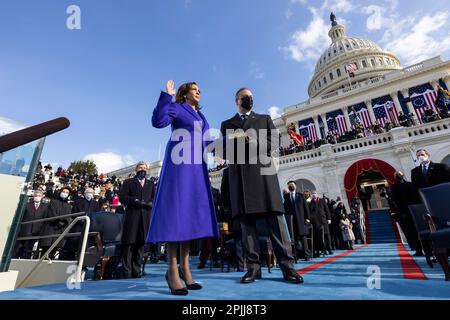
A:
[299,119,318,142]
[327,110,348,136]
[345,63,358,73]
[410,89,438,123]
[348,104,371,129]
[372,101,398,125]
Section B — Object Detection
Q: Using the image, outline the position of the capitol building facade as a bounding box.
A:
[209,15,450,210]
[110,15,450,211]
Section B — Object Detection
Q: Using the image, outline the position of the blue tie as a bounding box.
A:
[422,165,428,176]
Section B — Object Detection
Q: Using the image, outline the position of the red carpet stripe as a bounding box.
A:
[296,244,369,275]
[390,215,428,280]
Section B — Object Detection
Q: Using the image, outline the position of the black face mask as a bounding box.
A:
[396,175,405,183]
[240,95,253,111]
[288,186,295,192]
[136,170,147,180]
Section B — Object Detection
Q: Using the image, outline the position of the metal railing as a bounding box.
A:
[16,212,92,287]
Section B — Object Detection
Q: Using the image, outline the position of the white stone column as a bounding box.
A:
[341,107,352,129]
[390,92,403,114]
[321,113,329,133]
[444,76,450,90]
[365,100,377,124]
[401,89,418,123]
[430,80,439,91]
[313,115,323,139]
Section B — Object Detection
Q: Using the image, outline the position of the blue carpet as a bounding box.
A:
[367,210,397,244]
[1,243,449,300]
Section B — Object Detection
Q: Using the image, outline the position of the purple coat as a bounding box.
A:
[146,91,219,242]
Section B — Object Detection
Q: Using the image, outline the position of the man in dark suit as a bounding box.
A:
[390,171,424,256]
[283,181,312,261]
[15,189,49,258]
[220,166,245,271]
[411,149,450,190]
[64,187,101,260]
[219,87,303,284]
[119,161,156,278]
[308,191,332,257]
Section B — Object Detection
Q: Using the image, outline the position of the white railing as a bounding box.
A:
[279,148,323,167]
[17,215,91,287]
[331,132,392,154]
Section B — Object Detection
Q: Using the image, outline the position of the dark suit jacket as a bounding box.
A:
[119,177,156,244]
[308,198,331,234]
[19,201,49,237]
[283,192,311,236]
[72,198,100,214]
[40,198,72,247]
[411,162,450,190]
[220,111,283,217]
[390,180,421,215]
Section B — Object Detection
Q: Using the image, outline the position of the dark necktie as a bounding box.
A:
[422,165,428,177]
[241,114,248,124]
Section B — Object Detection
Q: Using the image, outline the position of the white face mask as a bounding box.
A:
[312,193,318,199]
[418,155,429,164]
[33,196,42,203]
[85,193,93,201]
[60,192,69,199]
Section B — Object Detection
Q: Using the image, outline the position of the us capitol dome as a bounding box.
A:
[308,13,403,98]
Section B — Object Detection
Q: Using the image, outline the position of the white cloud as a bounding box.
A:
[268,106,282,119]
[249,61,265,80]
[0,116,26,135]
[329,0,354,13]
[362,4,450,65]
[83,152,136,174]
[282,0,356,63]
[282,8,330,62]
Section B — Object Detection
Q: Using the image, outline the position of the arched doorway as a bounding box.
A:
[442,155,450,166]
[344,159,396,211]
[294,179,316,193]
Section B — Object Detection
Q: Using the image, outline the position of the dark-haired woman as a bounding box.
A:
[147,80,218,295]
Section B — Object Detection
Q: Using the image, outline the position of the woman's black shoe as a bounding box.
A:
[165,271,188,295]
[178,267,203,290]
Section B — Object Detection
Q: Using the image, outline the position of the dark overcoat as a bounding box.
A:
[220,112,284,218]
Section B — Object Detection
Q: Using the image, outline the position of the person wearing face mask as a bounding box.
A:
[40,187,72,259]
[283,181,312,261]
[119,161,156,279]
[390,171,424,257]
[63,187,101,260]
[411,149,450,189]
[219,87,303,285]
[308,190,332,257]
[14,190,49,258]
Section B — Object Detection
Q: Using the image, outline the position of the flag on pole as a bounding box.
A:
[345,63,358,77]
[288,129,303,145]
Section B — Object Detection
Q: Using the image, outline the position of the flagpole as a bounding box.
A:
[346,67,352,88]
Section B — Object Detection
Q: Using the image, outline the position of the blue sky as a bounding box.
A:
[1,0,449,173]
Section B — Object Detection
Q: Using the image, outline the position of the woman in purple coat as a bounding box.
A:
[147,80,218,295]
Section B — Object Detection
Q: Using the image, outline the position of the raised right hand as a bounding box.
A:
[166,80,176,96]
